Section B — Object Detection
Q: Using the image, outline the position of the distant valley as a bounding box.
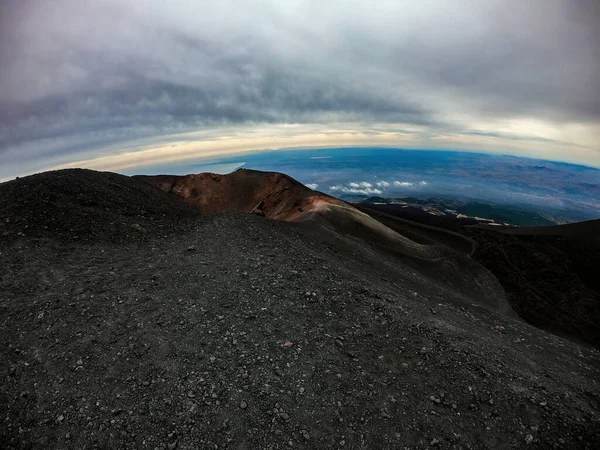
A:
[357,196,569,227]
[131,148,600,226]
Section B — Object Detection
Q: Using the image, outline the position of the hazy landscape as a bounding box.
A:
[128,148,600,226]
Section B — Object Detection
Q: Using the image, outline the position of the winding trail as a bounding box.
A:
[355,204,479,256]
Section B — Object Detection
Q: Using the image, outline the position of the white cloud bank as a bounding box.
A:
[349,182,373,188]
[330,184,383,196]
[328,178,429,196]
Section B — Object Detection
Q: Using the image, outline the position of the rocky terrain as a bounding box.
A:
[359,203,600,349]
[134,170,343,221]
[464,225,600,348]
[1,169,599,449]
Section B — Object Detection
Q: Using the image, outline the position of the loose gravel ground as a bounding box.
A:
[1,171,599,449]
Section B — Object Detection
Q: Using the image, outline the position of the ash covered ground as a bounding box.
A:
[1,169,599,449]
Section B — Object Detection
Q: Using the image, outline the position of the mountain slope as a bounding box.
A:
[137,169,509,314]
[480,218,600,245]
[1,169,599,449]
[360,202,600,348]
[134,169,340,220]
[465,224,600,348]
[0,169,201,242]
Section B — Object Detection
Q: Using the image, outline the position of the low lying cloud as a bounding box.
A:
[306,183,319,190]
[330,184,383,196]
[349,181,373,188]
[329,178,428,196]
[377,179,429,188]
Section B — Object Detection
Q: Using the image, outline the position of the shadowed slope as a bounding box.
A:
[477,219,600,245]
[359,202,600,348]
[354,204,478,255]
[465,223,600,347]
[0,169,201,242]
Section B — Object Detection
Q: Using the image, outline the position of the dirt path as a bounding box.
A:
[356,205,478,256]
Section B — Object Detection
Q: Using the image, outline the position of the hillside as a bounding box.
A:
[360,203,600,348]
[1,169,599,449]
[464,222,600,347]
[135,170,509,311]
[134,169,341,221]
[0,169,201,243]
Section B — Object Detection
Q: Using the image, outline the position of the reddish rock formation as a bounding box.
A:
[135,169,343,221]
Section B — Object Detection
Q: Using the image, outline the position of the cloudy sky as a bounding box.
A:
[1,0,599,179]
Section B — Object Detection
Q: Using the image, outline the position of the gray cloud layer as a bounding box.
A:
[1,0,599,173]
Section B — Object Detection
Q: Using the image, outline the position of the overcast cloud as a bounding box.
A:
[1,0,599,178]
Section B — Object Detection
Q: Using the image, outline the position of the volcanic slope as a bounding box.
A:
[464,221,600,348]
[134,169,332,220]
[357,201,600,349]
[1,169,599,449]
[137,169,507,313]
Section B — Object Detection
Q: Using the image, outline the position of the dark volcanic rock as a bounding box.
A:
[360,203,600,348]
[1,169,599,449]
[0,169,201,243]
[464,225,600,348]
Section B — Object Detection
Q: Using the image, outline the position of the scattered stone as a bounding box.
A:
[2,169,600,450]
